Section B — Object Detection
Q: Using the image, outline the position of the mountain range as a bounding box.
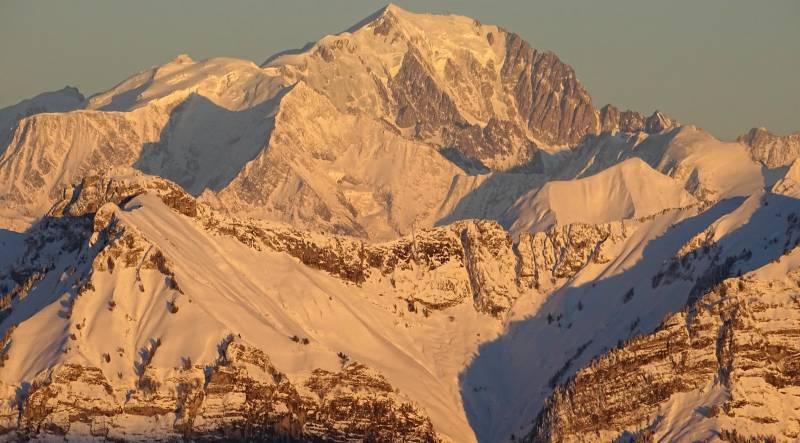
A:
[1,4,799,442]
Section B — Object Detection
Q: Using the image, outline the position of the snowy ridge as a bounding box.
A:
[0,173,524,441]
[506,158,696,235]
[0,86,84,155]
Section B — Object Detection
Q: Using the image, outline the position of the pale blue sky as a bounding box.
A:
[1,0,798,139]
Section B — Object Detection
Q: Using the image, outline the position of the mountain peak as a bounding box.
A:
[381,3,404,14]
[739,126,800,168]
[599,105,678,135]
[645,109,677,133]
[738,126,800,143]
[169,53,194,64]
[59,85,85,101]
[344,3,408,34]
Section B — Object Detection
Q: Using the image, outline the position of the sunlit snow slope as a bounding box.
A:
[1,4,800,443]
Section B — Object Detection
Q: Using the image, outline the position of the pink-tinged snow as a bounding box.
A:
[2,194,505,442]
[507,158,696,235]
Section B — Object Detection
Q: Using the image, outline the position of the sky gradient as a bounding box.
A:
[1,0,798,140]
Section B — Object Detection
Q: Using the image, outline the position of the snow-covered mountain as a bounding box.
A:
[1,4,799,442]
[505,158,696,235]
[0,4,690,240]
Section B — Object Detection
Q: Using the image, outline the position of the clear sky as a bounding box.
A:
[1,0,798,140]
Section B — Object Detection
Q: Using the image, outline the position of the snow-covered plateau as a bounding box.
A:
[1,4,799,442]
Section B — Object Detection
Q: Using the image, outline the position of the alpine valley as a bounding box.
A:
[1,4,800,443]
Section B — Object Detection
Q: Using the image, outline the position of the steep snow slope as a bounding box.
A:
[506,158,696,234]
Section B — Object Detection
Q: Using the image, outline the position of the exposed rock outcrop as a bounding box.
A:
[209,214,520,316]
[50,173,197,219]
[517,221,631,291]
[390,47,466,138]
[15,340,439,442]
[526,271,800,442]
[738,127,800,168]
[599,105,678,135]
[502,33,599,146]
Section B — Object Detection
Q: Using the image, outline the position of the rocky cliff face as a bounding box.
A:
[525,266,800,443]
[38,172,524,318]
[208,213,521,316]
[599,105,678,135]
[517,221,632,292]
[51,173,198,219]
[14,339,439,442]
[500,33,599,146]
[738,127,800,168]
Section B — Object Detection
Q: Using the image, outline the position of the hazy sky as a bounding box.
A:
[1,0,798,139]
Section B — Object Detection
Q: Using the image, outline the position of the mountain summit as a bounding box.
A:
[0,4,683,240]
